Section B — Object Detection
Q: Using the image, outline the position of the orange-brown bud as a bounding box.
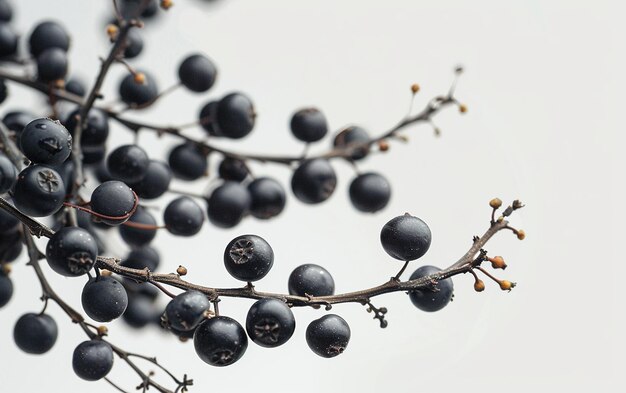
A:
[489,256,507,270]
[97,325,109,336]
[378,140,389,152]
[459,104,468,113]
[516,230,526,240]
[134,72,146,85]
[1,264,11,275]
[489,198,502,209]
[474,279,485,292]
[499,280,515,291]
[100,270,112,277]
[106,24,119,40]
[161,0,174,9]
[177,265,188,276]
[411,83,420,94]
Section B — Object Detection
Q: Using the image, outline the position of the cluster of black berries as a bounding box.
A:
[0,0,455,387]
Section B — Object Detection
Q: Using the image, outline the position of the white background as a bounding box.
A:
[0,1,622,392]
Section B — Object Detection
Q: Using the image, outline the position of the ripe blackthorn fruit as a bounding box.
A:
[128,160,171,199]
[168,142,207,181]
[0,153,17,193]
[46,227,98,277]
[107,144,150,183]
[2,110,36,134]
[119,207,157,247]
[408,265,454,312]
[163,290,211,331]
[0,1,12,22]
[123,28,143,59]
[163,196,205,236]
[28,20,70,57]
[13,165,65,217]
[248,177,286,219]
[202,93,255,139]
[0,270,12,308]
[288,264,335,297]
[290,107,328,142]
[291,158,337,204]
[121,246,160,271]
[119,70,158,107]
[217,156,248,182]
[72,340,114,381]
[90,180,137,225]
[64,108,110,146]
[81,276,129,322]
[348,172,391,213]
[19,118,72,165]
[224,234,274,282]
[333,125,370,160]
[246,298,295,348]
[178,53,217,92]
[13,313,58,354]
[82,144,107,165]
[36,47,68,82]
[65,77,86,97]
[194,316,248,367]
[0,23,17,58]
[207,181,251,228]
[123,295,160,328]
[306,314,350,358]
[380,213,431,261]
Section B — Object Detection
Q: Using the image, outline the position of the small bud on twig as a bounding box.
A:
[177,265,188,276]
[489,198,502,209]
[134,72,146,85]
[516,230,525,240]
[101,270,112,277]
[459,104,468,113]
[499,280,515,291]
[474,279,485,292]
[161,0,174,10]
[411,83,420,94]
[378,140,389,152]
[97,325,109,336]
[106,24,119,41]
[488,256,507,270]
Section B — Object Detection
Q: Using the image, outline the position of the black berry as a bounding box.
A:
[13,165,65,217]
[288,264,335,297]
[89,180,137,225]
[202,93,255,139]
[246,298,295,348]
[36,48,68,83]
[224,234,274,282]
[206,181,251,228]
[163,290,211,331]
[13,313,58,354]
[290,107,328,142]
[81,276,129,322]
[194,316,248,367]
[107,144,150,183]
[72,340,114,381]
[306,314,350,358]
[291,158,337,204]
[46,227,98,277]
[408,265,454,312]
[28,20,70,57]
[218,157,248,182]
[64,108,110,146]
[0,23,17,58]
[164,196,205,237]
[19,118,72,165]
[0,270,12,308]
[123,28,143,59]
[248,177,286,219]
[119,206,157,247]
[0,153,17,193]
[348,172,391,213]
[128,160,171,199]
[333,125,370,160]
[168,143,207,181]
[119,71,158,107]
[178,53,217,92]
[121,246,160,271]
[380,214,431,261]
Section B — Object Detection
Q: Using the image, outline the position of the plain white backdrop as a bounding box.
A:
[0,1,622,392]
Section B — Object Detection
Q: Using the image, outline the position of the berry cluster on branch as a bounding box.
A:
[0,0,525,392]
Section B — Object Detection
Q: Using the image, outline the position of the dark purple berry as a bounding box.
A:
[36,48,68,83]
[0,154,17,193]
[224,234,273,282]
[194,316,247,367]
[119,71,158,108]
[291,158,337,204]
[2,110,36,134]
[202,93,255,139]
[248,177,286,219]
[107,144,149,183]
[349,172,391,213]
[0,23,17,58]
[64,108,109,146]
[13,165,65,217]
[128,160,171,199]
[82,276,128,322]
[168,143,207,181]
[207,181,251,228]
[306,314,350,358]
[333,125,370,160]
[0,270,12,308]
[28,20,70,57]
[121,246,160,272]
[19,118,72,165]
[178,53,217,92]
[246,298,295,348]
[0,230,22,262]
[0,1,12,22]
[380,214,431,261]
[217,157,248,182]
[290,107,328,142]
[408,265,454,312]
[119,206,157,247]
[164,196,204,237]
[65,77,86,97]
[123,28,143,59]
[72,340,114,381]
[89,181,137,225]
[46,227,98,277]
[123,295,160,328]
[13,313,58,354]
[288,264,335,297]
[163,290,211,331]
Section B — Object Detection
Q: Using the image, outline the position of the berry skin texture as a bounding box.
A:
[28,20,70,57]
[288,264,335,297]
[224,234,274,282]
[13,313,58,354]
[380,214,432,261]
[13,165,66,217]
[349,172,391,213]
[168,143,207,181]
[81,276,129,322]
[0,271,13,308]
[218,157,248,182]
[246,298,295,348]
[119,70,158,107]
[291,158,337,204]
[19,118,72,165]
[247,177,286,219]
[333,125,370,160]
[72,340,114,381]
[119,207,157,247]
[290,107,328,143]
[64,108,110,146]
[408,265,454,312]
[36,47,68,82]
[163,290,211,331]
[178,53,218,92]
[207,181,251,228]
[90,181,137,225]
[128,160,171,199]
[204,92,255,139]
[306,314,351,358]
[0,153,17,193]
[46,227,99,277]
[107,144,150,183]
[164,196,205,236]
[194,316,248,367]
